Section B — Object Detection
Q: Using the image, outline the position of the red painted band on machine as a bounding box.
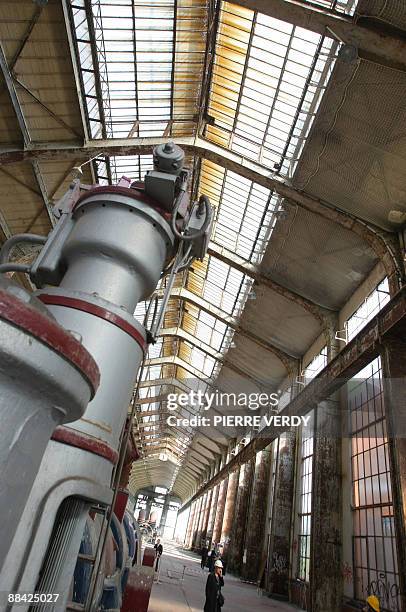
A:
[38,294,147,352]
[74,185,172,221]
[0,290,100,396]
[52,426,119,465]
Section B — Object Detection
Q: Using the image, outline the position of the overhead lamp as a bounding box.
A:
[338,44,358,64]
[388,210,406,226]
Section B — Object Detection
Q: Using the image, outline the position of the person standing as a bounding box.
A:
[201,541,209,569]
[154,538,163,583]
[207,544,216,572]
[204,559,224,612]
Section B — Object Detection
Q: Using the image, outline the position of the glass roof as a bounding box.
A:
[68,0,357,492]
[205,3,337,177]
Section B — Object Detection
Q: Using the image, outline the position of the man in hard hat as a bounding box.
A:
[204,559,224,611]
[363,595,380,612]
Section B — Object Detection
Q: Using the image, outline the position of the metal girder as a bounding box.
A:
[159,327,223,361]
[208,242,333,322]
[2,136,399,284]
[233,0,406,73]
[137,393,170,406]
[182,461,204,477]
[31,161,55,227]
[156,287,298,372]
[192,441,217,461]
[159,326,301,382]
[61,0,90,142]
[144,355,213,382]
[0,41,55,226]
[183,286,406,509]
[0,41,30,145]
[139,377,191,393]
[145,352,286,390]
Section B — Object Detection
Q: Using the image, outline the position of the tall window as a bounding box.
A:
[297,432,314,582]
[303,346,328,384]
[349,358,400,611]
[347,278,390,342]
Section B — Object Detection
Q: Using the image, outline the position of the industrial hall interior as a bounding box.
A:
[0,0,405,611]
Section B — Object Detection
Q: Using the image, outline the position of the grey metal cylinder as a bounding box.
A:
[60,189,174,312]
[0,280,99,573]
[37,288,146,449]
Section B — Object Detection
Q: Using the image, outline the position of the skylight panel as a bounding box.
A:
[206,3,338,175]
[199,160,279,263]
[299,0,358,15]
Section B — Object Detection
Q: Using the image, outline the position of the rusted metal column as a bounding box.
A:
[380,337,406,611]
[201,487,214,546]
[267,431,296,597]
[185,500,197,548]
[241,449,272,582]
[190,497,200,549]
[310,395,342,612]
[196,491,208,550]
[212,477,228,545]
[206,484,220,546]
[192,496,204,549]
[228,458,255,575]
[220,467,240,555]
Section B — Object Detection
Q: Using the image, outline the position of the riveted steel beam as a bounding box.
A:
[1,137,399,285]
[155,287,298,373]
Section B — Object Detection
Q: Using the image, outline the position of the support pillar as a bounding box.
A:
[381,337,406,611]
[242,449,272,582]
[310,395,342,612]
[196,492,208,550]
[220,467,240,555]
[206,484,220,546]
[192,496,203,549]
[159,495,170,537]
[201,488,213,546]
[228,459,255,575]
[185,501,197,548]
[267,431,296,598]
[212,477,228,545]
[145,498,152,522]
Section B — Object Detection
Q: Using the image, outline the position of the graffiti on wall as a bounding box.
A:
[367,573,400,612]
[342,562,353,584]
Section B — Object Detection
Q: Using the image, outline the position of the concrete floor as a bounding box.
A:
[148,541,298,612]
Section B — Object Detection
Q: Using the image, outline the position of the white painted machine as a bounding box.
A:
[0,143,213,610]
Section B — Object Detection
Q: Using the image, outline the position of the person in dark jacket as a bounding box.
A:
[204,559,224,612]
[153,538,163,583]
[201,542,209,569]
[207,544,216,572]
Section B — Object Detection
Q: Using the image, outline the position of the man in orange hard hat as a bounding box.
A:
[363,595,380,612]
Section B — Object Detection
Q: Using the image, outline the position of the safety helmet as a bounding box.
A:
[214,560,223,568]
[366,595,380,611]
